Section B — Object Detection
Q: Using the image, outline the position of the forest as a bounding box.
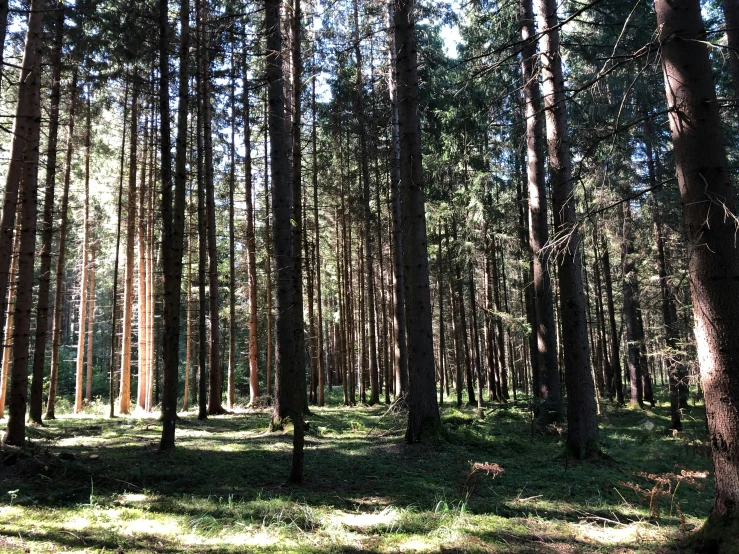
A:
[0,0,738,551]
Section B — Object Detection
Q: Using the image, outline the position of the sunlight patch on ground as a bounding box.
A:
[119,493,149,503]
[336,507,399,529]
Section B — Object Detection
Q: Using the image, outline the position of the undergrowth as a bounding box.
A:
[0,387,718,553]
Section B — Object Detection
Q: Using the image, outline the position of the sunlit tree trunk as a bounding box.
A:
[29,7,64,423]
[85,244,96,402]
[266,0,296,427]
[244,62,259,405]
[137,114,150,410]
[0,221,19,419]
[46,71,79,420]
[202,0,223,416]
[0,0,46,437]
[535,0,598,457]
[519,0,560,417]
[289,0,306,483]
[395,0,439,441]
[387,1,408,399]
[264,94,273,398]
[227,43,237,410]
[655,0,739,528]
[3,0,45,445]
[160,0,190,447]
[75,94,92,415]
[119,84,139,415]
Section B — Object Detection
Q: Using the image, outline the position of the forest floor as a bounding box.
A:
[0,389,715,553]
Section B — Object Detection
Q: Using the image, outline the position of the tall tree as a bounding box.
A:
[160,0,190,448]
[119,83,139,415]
[29,6,65,423]
[75,93,92,415]
[45,71,79,420]
[519,0,560,418]
[387,1,408,399]
[266,0,296,429]
[2,0,46,446]
[534,0,598,458]
[244,64,260,405]
[654,0,739,536]
[395,0,440,442]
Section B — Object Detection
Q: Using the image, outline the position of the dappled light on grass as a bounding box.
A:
[1,391,714,553]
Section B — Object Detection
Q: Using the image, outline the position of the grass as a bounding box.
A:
[0,388,717,553]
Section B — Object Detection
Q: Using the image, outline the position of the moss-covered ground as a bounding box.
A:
[0,389,717,552]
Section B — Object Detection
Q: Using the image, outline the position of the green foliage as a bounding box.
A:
[1,392,714,553]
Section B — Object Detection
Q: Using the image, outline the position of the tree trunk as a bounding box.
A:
[75,94,92,415]
[196,29,208,420]
[534,0,598,457]
[519,0,560,417]
[244,62,260,405]
[203,0,223,416]
[137,113,150,410]
[0,219,19,419]
[288,0,306,483]
[85,244,96,402]
[2,0,45,446]
[622,200,644,408]
[46,71,79,420]
[352,0,379,405]
[599,234,623,403]
[387,1,408,399]
[312,54,325,406]
[119,83,139,415]
[227,44,237,410]
[395,0,439,441]
[266,0,296,427]
[655,0,739,528]
[264,94,273,398]
[159,0,189,448]
[29,7,64,423]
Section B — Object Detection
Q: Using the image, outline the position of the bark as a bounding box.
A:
[244,63,260,405]
[75,95,92,415]
[196,33,208,421]
[534,0,598,457]
[119,84,139,415]
[490,236,509,400]
[160,0,189,448]
[85,244,96,402]
[395,0,440,441]
[288,0,306,483]
[312,56,325,407]
[519,0,560,416]
[655,0,739,524]
[0,219,19,419]
[184,184,193,411]
[266,0,296,426]
[264,95,273,398]
[387,1,408,399]
[437,230,445,406]
[352,0,379,405]
[622,200,644,408]
[2,0,45,446]
[29,7,64,423]
[137,114,150,410]
[0,0,46,434]
[203,0,223,416]
[227,45,237,410]
[600,234,623,403]
[46,71,79,420]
